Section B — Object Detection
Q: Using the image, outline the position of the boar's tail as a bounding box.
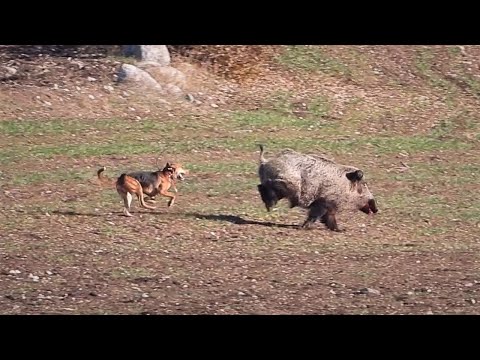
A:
[258,144,267,164]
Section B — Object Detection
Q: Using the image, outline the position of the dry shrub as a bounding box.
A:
[168,45,277,83]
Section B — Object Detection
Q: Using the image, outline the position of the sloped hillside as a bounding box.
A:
[0,45,479,314]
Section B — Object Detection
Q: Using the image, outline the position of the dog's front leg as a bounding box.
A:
[160,190,176,207]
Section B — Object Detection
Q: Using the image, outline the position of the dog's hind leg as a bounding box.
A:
[125,192,134,217]
[118,191,133,217]
[134,184,156,210]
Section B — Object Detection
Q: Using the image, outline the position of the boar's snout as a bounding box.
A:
[360,199,378,215]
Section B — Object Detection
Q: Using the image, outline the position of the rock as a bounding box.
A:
[137,63,186,88]
[87,77,97,82]
[163,83,183,97]
[28,274,40,282]
[0,66,18,81]
[394,294,409,301]
[122,45,171,66]
[356,287,381,295]
[185,93,195,102]
[9,270,21,275]
[117,64,165,94]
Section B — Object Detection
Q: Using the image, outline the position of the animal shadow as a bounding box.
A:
[52,210,105,217]
[186,213,298,229]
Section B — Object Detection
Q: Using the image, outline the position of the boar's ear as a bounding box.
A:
[346,170,363,182]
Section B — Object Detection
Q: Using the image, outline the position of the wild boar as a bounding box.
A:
[257,145,378,231]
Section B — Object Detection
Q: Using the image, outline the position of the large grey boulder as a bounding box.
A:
[117,63,165,93]
[122,45,171,66]
[137,62,187,88]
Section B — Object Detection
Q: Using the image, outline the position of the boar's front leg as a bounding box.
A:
[302,198,343,232]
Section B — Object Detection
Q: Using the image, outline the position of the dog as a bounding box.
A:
[97,161,188,217]
[140,162,188,204]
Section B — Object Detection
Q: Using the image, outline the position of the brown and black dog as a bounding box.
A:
[97,162,188,217]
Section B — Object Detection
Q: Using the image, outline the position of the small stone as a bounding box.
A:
[238,291,246,296]
[28,274,39,282]
[46,271,53,275]
[362,288,381,295]
[88,95,95,100]
[185,94,195,102]
[87,76,97,82]
[9,270,21,275]
[210,103,219,108]
[141,293,149,298]
[465,283,474,287]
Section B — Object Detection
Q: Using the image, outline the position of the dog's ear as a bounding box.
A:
[165,162,171,168]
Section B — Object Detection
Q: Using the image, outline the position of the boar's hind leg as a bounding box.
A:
[271,180,298,208]
[301,200,328,229]
[257,183,279,212]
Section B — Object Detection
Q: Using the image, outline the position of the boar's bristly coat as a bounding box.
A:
[257,145,378,231]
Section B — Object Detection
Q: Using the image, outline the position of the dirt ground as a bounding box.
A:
[0,45,479,314]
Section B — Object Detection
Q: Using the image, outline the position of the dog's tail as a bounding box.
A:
[97,166,116,187]
[258,144,267,164]
[97,166,107,180]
